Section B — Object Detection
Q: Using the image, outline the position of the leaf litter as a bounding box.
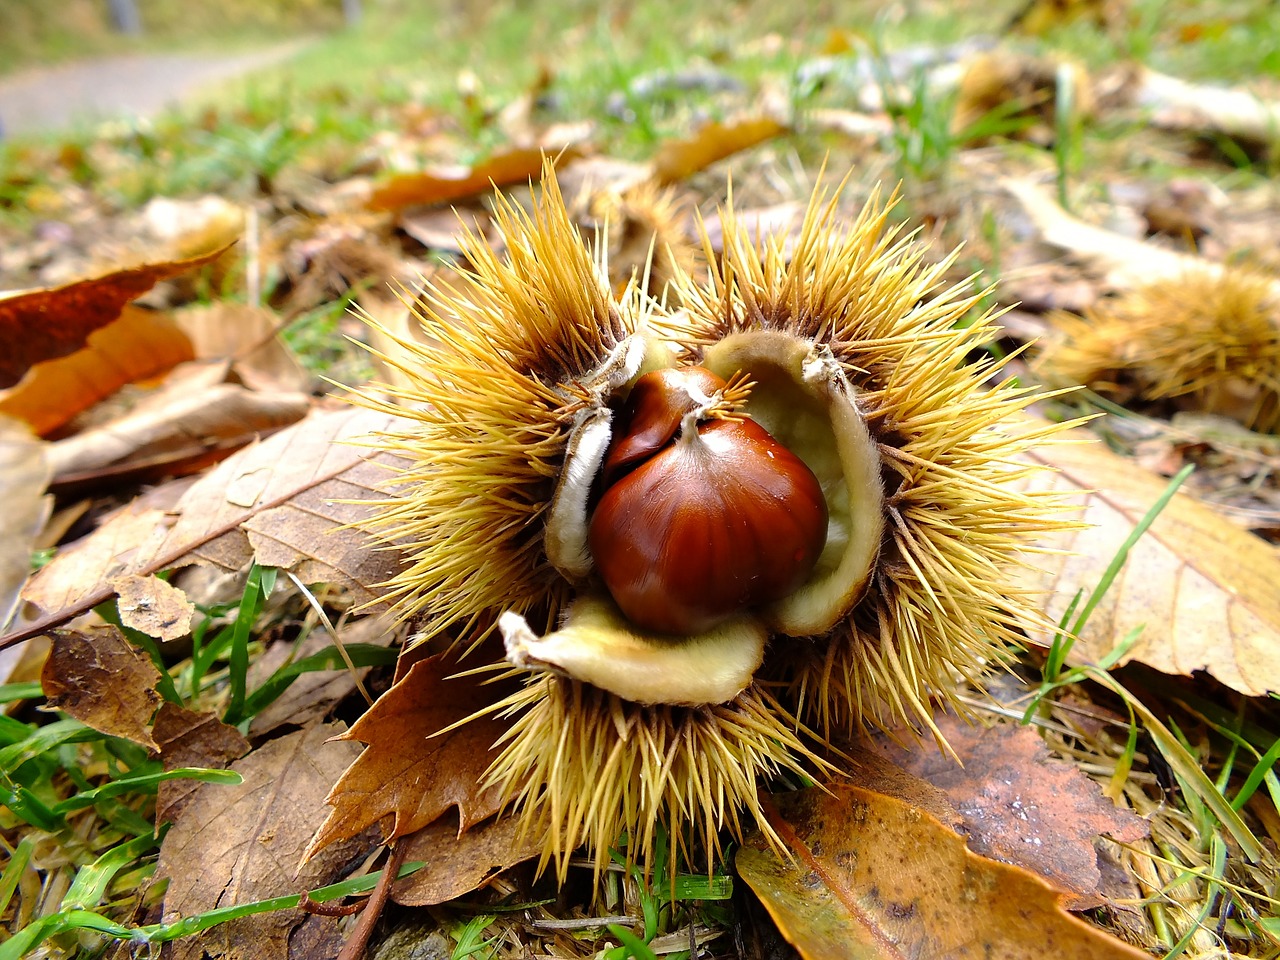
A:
[2,7,1280,959]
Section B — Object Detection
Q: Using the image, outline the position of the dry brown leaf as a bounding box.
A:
[652,116,789,184]
[305,653,513,860]
[20,482,185,618]
[0,244,231,390]
[367,146,579,213]
[155,722,366,960]
[863,714,1147,909]
[1021,432,1280,696]
[175,302,311,394]
[12,406,408,649]
[41,627,161,749]
[47,381,310,482]
[0,417,50,630]
[111,573,196,643]
[393,813,542,906]
[0,305,196,437]
[152,703,250,826]
[738,785,1150,960]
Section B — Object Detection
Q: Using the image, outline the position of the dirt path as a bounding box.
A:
[0,40,310,137]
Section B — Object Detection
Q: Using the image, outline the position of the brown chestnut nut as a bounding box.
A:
[589,367,828,634]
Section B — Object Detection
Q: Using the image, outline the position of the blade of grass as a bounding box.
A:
[606,924,659,960]
[0,835,35,916]
[52,767,242,815]
[1068,463,1194,642]
[0,860,427,957]
[60,828,166,910]
[223,564,276,726]
[240,643,395,718]
[0,682,42,702]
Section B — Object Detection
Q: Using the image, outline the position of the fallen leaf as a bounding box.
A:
[40,627,161,749]
[175,302,311,394]
[305,653,513,860]
[652,116,789,184]
[47,381,310,482]
[0,417,50,630]
[156,722,366,960]
[1004,179,1280,297]
[20,481,187,619]
[110,573,196,643]
[1021,432,1280,696]
[152,703,250,826]
[1134,67,1280,145]
[13,406,408,648]
[738,785,1150,960]
[367,146,578,212]
[392,813,542,906]
[0,305,196,437]
[0,245,231,389]
[863,715,1147,909]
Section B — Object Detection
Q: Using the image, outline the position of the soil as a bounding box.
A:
[0,40,309,138]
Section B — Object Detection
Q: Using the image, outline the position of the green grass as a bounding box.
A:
[0,568,401,956]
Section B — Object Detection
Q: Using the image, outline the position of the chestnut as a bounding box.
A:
[588,367,828,634]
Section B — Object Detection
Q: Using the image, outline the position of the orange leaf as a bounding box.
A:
[0,244,231,389]
[367,146,579,213]
[862,713,1147,909]
[0,305,195,437]
[652,116,789,185]
[306,653,513,860]
[738,785,1150,960]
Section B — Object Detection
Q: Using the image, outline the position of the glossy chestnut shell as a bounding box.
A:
[588,367,828,634]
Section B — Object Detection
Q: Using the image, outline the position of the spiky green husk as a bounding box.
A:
[1038,267,1280,433]
[676,184,1076,741]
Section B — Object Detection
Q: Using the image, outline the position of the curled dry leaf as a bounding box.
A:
[0,244,232,390]
[1134,67,1280,145]
[863,714,1148,910]
[1021,431,1280,696]
[0,305,196,437]
[1004,178,1280,297]
[393,813,542,907]
[13,407,408,649]
[305,653,514,861]
[652,116,789,184]
[110,573,196,643]
[0,417,50,631]
[152,703,250,826]
[47,381,310,483]
[367,146,580,213]
[40,627,161,749]
[155,722,366,960]
[737,785,1150,960]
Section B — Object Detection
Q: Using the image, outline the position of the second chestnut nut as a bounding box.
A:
[588,366,829,635]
